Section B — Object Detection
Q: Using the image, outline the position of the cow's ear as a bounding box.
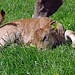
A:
[1,10,5,17]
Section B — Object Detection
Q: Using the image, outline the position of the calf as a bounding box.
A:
[0,17,75,49]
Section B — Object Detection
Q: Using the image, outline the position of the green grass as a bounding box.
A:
[0,0,75,75]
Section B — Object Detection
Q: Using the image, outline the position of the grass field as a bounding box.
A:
[0,0,75,75]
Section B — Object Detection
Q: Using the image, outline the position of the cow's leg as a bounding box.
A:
[0,25,20,47]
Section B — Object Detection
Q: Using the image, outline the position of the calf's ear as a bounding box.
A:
[1,10,5,17]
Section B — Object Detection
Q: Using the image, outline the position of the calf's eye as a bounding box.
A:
[42,35,47,41]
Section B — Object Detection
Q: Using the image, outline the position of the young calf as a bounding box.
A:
[0,15,75,49]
